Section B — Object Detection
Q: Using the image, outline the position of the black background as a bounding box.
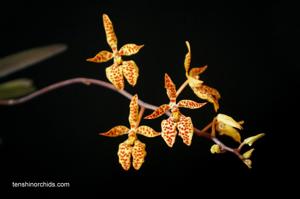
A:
[0,0,295,195]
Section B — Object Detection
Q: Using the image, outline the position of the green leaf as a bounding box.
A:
[0,44,67,78]
[0,78,35,99]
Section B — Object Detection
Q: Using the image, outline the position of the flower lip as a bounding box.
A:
[171,110,181,122]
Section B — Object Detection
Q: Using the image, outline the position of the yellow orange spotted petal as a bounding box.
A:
[161,117,177,147]
[191,85,220,111]
[211,101,219,112]
[118,142,132,171]
[106,64,124,90]
[119,44,144,56]
[129,94,139,128]
[200,84,221,99]
[177,100,207,109]
[189,65,208,77]
[102,14,118,51]
[86,50,113,63]
[164,73,177,102]
[132,140,146,170]
[99,125,129,137]
[144,104,170,119]
[137,125,160,137]
[177,116,194,146]
[184,41,191,74]
[122,60,139,86]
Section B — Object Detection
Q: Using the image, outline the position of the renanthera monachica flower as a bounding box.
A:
[99,94,160,170]
[0,13,266,170]
[144,73,206,147]
[87,14,143,90]
[184,41,221,111]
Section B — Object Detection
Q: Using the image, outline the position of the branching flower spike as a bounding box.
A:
[184,41,221,111]
[0,12,266,171]
[87,14,144,90]
[206,113,265,168]
[145,73,206,147]
[99,94,160,170]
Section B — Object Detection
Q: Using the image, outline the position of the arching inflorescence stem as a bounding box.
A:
[0,77,246,165]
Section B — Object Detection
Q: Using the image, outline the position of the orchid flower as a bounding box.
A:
[99,95,159,170]
[144,74,206,147]
[184,41,221,111]
[87,14,144,90]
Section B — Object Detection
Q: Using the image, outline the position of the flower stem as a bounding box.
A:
[137,106,145,127]
[237,142,246,152]
[195,119,246,165]
[198,120,213,133]
[0,77,158,111]
[193,127,211,139]
[0,77,245,165]
[211,137,245,160]
[176,79,189,97]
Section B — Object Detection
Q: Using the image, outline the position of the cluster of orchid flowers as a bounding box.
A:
[87,14,265,171]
